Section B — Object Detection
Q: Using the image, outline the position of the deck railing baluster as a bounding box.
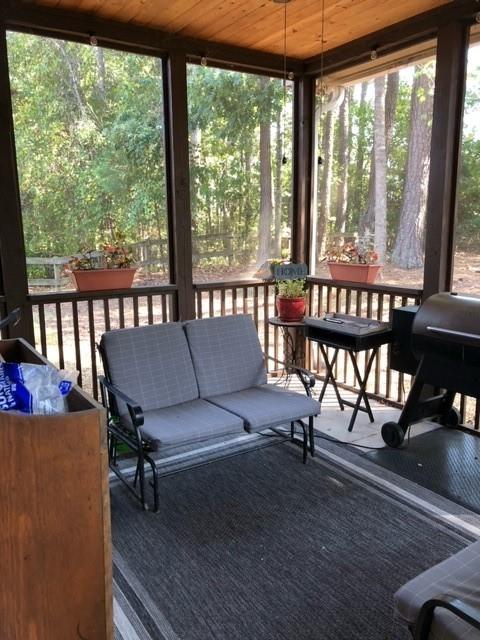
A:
[232,288,237,315]
[375,294,384,396]
[460,394,466,424]
[72,300,82,388]
[147,295,154,325]
[87,299,98,400]
[253,286,259,329]
[55,302,64,370]
[38,303,47,356]
[133,297,140,326]
[119,297,125,328]
[386,294,395,400]
[263,284,269,369]
[209,290,214,317]
[220,289,226,316]
[196,290,203,318]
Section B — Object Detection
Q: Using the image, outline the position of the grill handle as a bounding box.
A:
[426,325,480,343]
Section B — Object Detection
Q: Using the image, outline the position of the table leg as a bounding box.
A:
[347,348,378,432]
[318,345,344,410]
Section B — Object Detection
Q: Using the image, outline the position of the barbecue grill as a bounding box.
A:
[382,292,480,447]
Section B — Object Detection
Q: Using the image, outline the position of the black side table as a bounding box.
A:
[304,324,393,432]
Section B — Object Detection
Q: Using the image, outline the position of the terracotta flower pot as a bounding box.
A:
[327,262,381,284]
[276,296,306,322]
[71,268,137,292]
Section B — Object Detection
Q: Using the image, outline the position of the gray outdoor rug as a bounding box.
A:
[111,441,475,640]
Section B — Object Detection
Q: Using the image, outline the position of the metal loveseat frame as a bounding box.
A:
[98,314,319,512]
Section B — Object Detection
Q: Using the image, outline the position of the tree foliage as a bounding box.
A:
[7,32,293,279]
[315,50,480,271]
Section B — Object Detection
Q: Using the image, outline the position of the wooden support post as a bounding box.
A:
[0,29,35,342]
[292,75,315,268]
[164,51,195,320]
[423,20,469,299]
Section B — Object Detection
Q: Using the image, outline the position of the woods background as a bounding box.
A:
[6,32,480,289]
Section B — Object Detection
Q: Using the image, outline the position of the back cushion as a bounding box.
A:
[184,314,267,398]
[100,323,198,412]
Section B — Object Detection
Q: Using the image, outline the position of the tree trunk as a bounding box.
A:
[335,88,351,233]
[54,41,86,120]
[256,77,273,266]
[351,82,368,218]
[95,47,106,102]
[385,71,399,155]
[359,72,398,238]
[373,75,387,263]
[273,112,283,257]
[317,110,334,258]
[392,63,434,268]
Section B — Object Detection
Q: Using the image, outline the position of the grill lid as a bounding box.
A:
[413,292,480,355]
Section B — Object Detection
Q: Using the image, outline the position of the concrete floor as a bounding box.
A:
[274,374,440,450]
[315,385,440,449]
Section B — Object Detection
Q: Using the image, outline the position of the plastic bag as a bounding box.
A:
[0,362,75,414]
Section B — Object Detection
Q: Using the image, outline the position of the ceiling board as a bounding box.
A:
[22,0,453,59]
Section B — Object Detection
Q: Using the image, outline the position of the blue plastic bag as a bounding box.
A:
[0,362,74,414]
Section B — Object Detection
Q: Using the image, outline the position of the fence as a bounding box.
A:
[25,233,238,288]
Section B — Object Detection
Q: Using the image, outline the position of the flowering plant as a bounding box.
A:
[324,242,378,265]
[68,234,135,271]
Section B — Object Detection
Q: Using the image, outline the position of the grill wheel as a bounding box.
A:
[381,421,405,448]
[441,407,461,428]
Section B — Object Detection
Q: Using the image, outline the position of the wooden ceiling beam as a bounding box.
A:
[304,0,479,76]
[1,1,304,75]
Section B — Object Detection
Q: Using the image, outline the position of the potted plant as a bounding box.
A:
[324,242,381,284]
[276,279,306,322]
[68,235,137,292]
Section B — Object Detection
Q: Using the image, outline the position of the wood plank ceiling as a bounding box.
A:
[26,0,452,60]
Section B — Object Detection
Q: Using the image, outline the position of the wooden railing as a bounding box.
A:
[24,278,480,430]
[194,278,422,405]
[29,285,177,399]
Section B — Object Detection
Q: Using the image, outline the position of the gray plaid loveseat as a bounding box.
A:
[99,314,319,511]
[394,538,480,639]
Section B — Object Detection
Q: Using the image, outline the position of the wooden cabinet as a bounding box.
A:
[0,338,113,640]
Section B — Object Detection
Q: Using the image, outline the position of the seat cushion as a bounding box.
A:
[206,384,320,432]
[394,539,480,639]
[429,607,480,640]
[121,398,245,450]
[100,322,198,412]
[184,314,267,398]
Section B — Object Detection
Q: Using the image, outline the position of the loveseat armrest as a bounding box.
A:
[414,595,480,639]
[266,355,316,397]
[99,375,144,428]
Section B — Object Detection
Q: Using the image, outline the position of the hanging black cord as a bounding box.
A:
[318,0,326,165]
[281,0,288,165]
